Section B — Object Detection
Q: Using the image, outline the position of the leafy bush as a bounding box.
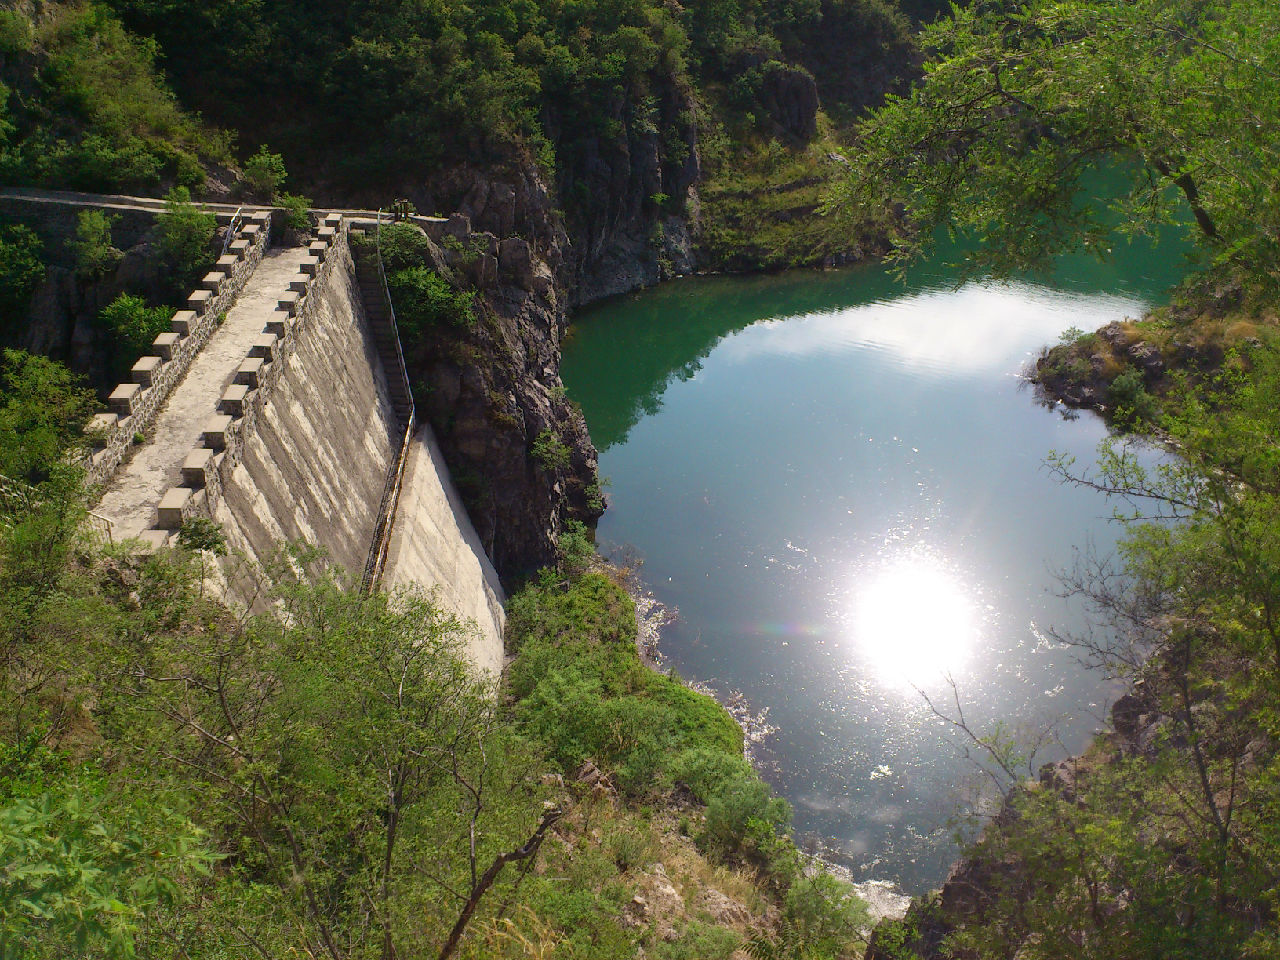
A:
[155,187,215,292]
[177,517,227,555]
[703,774,791,864]
[99,294,171,357]
[0,349,97,485]
[531,429,571,471]
[506,568,637,653]
[68,210,121,278]
[378,222,434,272]
[781,872,870,958]
[386,266,474,337]
[1107,367,1158,427]
[0,9,33,54]
[243,144,287,199]
[0,226,45,334]
[274,192,312,233]
[507,567,743,795]
[556,518,595,576]
[0,6,226,193]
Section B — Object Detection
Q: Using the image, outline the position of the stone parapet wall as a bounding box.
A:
[85,211,271,489]
[145,215,364,544]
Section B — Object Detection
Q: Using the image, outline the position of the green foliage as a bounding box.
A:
[243,144,287,199]
[0,10,33,54]
[702,774,791,865]
[68,209,122,278]
[0,772,214,960]
[506,568,638,654]
[0,226,45,335]
[840,0,1280,289]
[386,266,476,338]
[556,518,595,576]
[379,222,435,272]
[98,294,171,359]
[273,191,312,232]
[942,346,1280,955]
[154,186,215,292]
[0,349,96,486]
[506,566,744,797]
[531,428,571,471]
[0,4,225,192]
[1106,367,1157,428]
[780,873,869,959]
[176,517,226,555]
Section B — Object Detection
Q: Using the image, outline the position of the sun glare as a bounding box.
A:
[850,552,978,687]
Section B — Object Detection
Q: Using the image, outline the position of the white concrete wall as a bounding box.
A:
[212,235,506,673]
[384,425,507,676]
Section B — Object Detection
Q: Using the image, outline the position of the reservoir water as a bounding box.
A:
[561,234,1188,893]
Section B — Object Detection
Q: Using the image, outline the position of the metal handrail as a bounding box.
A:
[374,209,416,419]
[220,205,244,258]
[359,211,419,595]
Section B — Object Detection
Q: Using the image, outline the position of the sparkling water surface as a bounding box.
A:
[561,227,1189,893]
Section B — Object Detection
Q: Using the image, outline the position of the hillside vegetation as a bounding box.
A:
[841,1,1280,955]
[0,356,873,958]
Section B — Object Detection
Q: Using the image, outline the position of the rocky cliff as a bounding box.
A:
[388,193,603,582]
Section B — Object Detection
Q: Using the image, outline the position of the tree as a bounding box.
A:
[116,565,548,959]
[837,0,1280,287]
[68,210,122,278]
[0,772,214,960]
[154,186,215,293]
[99,294,172,360]
[0,225,45,334]
[242,144,287,199]
[0,350,97,486]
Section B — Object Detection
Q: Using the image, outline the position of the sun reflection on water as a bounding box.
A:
[850,551,980,688]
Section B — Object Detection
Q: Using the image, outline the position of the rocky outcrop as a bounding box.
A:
[399,213,602,582]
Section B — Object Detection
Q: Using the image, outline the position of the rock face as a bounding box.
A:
[395,91,701,309]
[399,206,602,582]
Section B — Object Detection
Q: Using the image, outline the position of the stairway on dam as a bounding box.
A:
[95,244,319,539]
[56,196,508,672]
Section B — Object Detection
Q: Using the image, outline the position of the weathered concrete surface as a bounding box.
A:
[212,240,398,580]
[384,424,507,676]
[95,245,313,538]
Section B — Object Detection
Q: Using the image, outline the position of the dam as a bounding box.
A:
[2,192,506,675]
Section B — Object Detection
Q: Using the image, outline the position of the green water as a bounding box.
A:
[561,230,1190,893]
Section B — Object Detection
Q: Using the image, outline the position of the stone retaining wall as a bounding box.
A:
[85,211,271,489]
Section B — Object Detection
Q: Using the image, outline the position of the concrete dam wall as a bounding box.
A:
[78,202,505,672]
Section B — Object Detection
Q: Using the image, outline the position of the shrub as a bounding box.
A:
[531,429,571,471]
[703,774,791,864]
[0,10,33,54]
[177,517,227,555]
[0,226,45,333]
[556,518,594,575]
[1107,367,1158,427]
[155,187,215,292]
[99,294,171,357]
[243,145,287,199]
[0,349,98,485]
[68,210,121,277]
[506,569,637,654]
[274,192,312,233]
[782,872,870,958]
[386,266,474,337]
[378,222,434,272]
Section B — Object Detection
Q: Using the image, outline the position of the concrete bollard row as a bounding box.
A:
[148,214,348,535]
[88,210,273,490]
